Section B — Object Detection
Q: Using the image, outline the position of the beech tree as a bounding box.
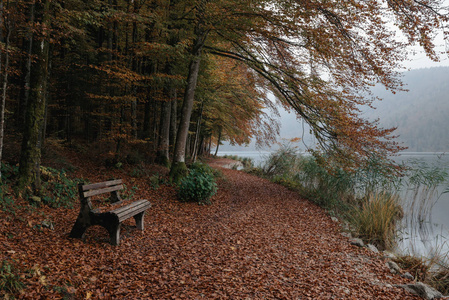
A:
[200,55,278,150]
[0,0,12,180]
[169,0,448,178]
[17,0,51,192]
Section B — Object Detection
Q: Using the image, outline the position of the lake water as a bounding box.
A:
[216,150,449,260]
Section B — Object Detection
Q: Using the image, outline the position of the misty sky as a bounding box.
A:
[404,32,449,69]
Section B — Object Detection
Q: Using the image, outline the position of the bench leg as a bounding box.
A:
[106,223,121,246]
[134,212,145,231]
[69,215,89,239]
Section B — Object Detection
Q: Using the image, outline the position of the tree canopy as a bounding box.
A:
[0,0,447,188]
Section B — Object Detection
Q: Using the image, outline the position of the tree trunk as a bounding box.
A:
[155,99,171,167]
[152,99,159,152]
[143,98,151,139]
[191,103,203,163]
[17,0,50,193]
[0,0,11,181]
[131,99,137,139]
[16,1,35,129]
[169,91,177,155]
[157,61,177,166]
[169,24,209,182]
[214,127,222,156]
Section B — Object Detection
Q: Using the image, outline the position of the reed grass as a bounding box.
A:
[349,192,403,250]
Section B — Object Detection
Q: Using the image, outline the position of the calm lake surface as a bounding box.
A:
[216,151,449,259]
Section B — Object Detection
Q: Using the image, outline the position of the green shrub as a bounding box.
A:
[0,187,16,214]
[0,260,24,296]
[178,169,217,205]
[189,161,223,179]
[241,157,254,169]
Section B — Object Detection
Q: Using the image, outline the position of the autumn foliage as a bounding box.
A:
[0,0,448,188]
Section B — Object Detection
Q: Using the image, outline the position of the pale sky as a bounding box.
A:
[403,30,449,69]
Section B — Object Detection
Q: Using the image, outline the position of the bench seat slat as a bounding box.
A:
[83,185,123,198]
[111,199,149,214]
[113,201,151,222]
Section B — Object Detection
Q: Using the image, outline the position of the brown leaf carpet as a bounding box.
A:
[0,159,420,299]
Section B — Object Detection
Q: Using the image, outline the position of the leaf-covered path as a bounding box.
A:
[1,159,419,299]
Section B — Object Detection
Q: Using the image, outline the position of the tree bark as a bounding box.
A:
[155,99,171,167]
[16,1,35,129]
[17,0,50,193]
[169,89,177,155]
[0,0,11,181]
[214,127,222,156]
[191,103,203,163]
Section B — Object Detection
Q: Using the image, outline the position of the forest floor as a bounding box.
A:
[0,143,424,299]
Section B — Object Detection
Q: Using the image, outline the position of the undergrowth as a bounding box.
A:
[39,167,82,208]
[0,162,82,210]
[394,253,449,295]
[0,260,24,298]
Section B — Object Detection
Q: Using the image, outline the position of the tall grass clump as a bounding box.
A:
[350,192,403,250]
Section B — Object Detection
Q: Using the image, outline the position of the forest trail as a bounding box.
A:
[1,158,420,299]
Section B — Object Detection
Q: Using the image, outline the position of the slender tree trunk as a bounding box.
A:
[143,98,151,139]
[41,45,52,148]
[131,99,137,139]
[169,23,209,181]
[130,1,138,139]
[17,0,50,193]
[214,127,222,156]
[155,99,171,167]
[192,103,203,163]
[208,136,212,156]
[152,99,159,151]
[169,91,177,155]
[0,0,11,181]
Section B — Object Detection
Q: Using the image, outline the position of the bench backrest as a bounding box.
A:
[79,179,123,209]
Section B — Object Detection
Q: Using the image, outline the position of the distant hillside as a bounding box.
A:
[369,67,449,152]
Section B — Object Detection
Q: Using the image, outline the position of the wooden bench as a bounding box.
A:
[69,179,152,245]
